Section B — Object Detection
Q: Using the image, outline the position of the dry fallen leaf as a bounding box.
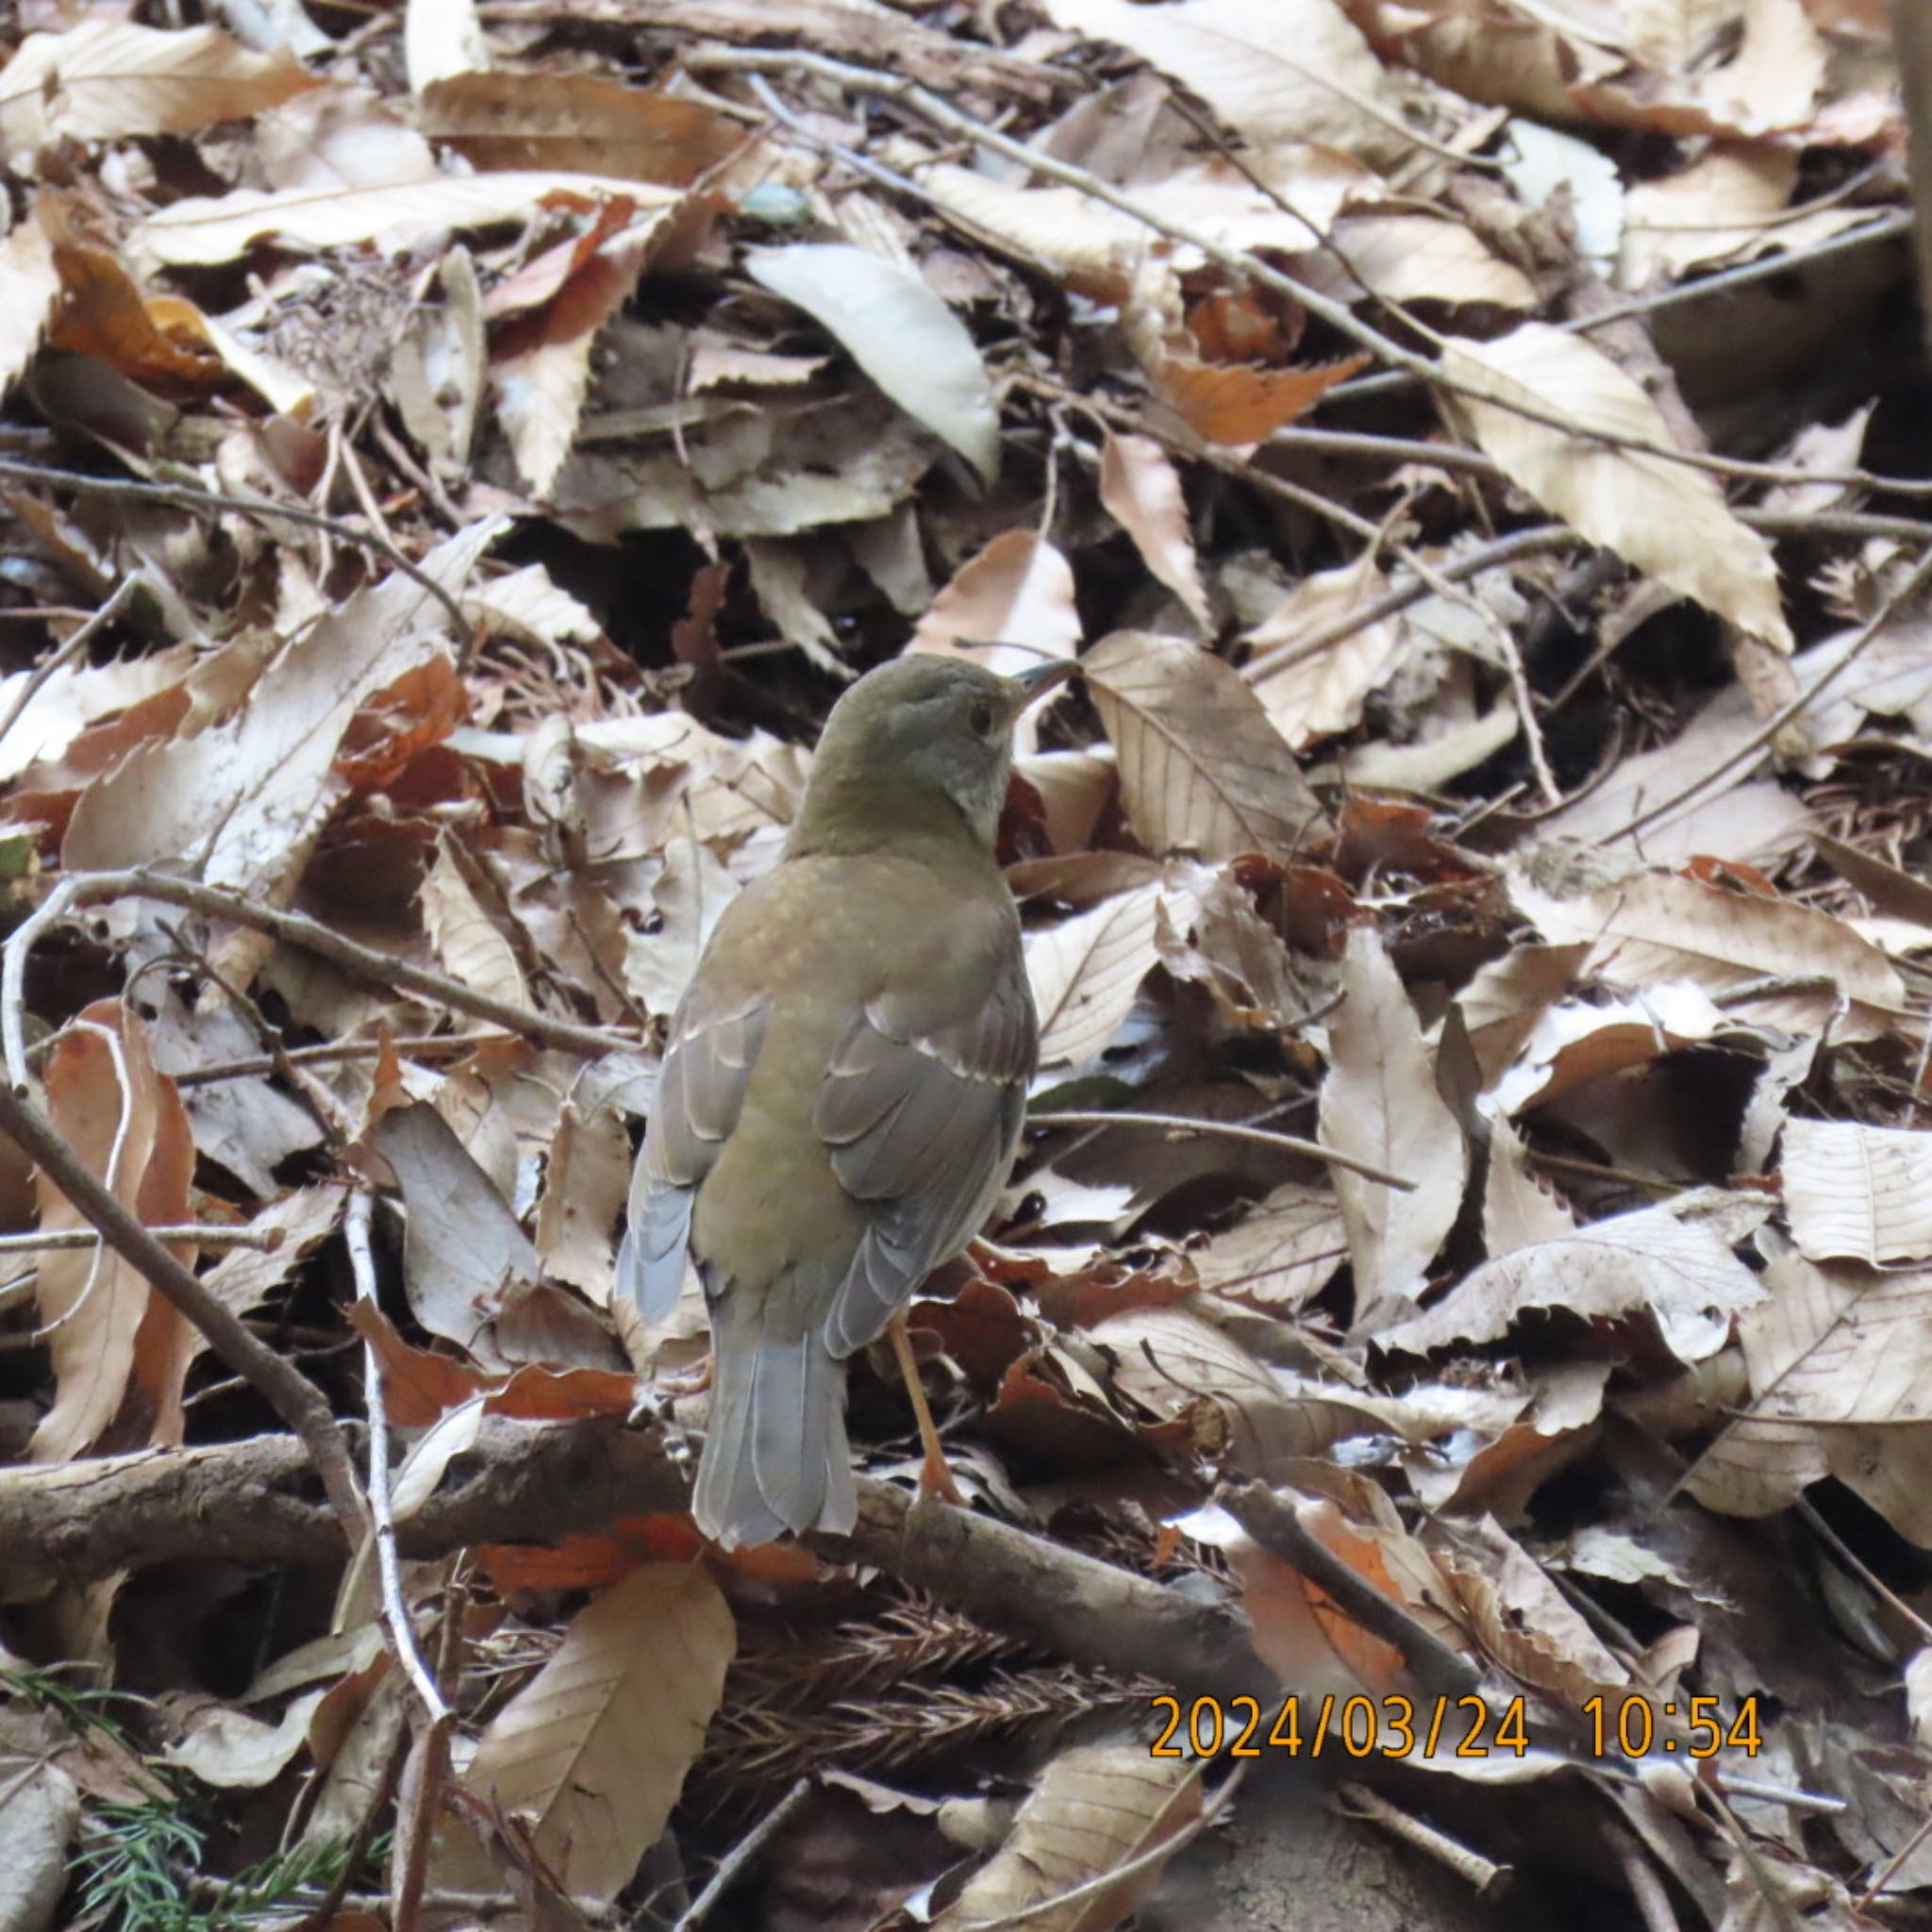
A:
[1084,630,1331,860]
[746,242,1001,486]
[1099,432,1210,631]
[1319,926,1467,1317]
[1380,1204,1766,1364]
[1684,1237,1932,1544]
[1026,882,1164,1067]
[1443,324,1792,650]
[931,1741,1201,1932]
[0,19,319,151]
[30,1001,195,1461]
[1780,1119,1932,1266]
[435,1562,734,1905]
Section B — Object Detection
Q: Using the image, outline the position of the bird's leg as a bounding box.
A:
[658,1353,714,1398]
[888,1311,965,1507]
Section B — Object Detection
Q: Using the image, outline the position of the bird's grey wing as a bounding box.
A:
[812,955,1036,1356]
[619,989,768,1322]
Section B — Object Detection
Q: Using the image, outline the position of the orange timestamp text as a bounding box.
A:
[1151,1692,1763,1761]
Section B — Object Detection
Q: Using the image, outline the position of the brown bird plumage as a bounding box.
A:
[619,655,1067,1548]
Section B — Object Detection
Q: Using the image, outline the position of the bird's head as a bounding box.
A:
[791,654,1074,855]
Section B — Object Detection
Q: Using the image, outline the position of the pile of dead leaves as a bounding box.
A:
[4,0,1932,1926]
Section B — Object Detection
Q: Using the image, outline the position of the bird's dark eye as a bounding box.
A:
[969,701,995,734]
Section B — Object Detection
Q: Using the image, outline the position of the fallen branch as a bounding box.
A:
[2,1416,1268,1695]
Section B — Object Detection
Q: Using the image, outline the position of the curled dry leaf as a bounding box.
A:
[0,20,319,151]
[492,210,659,498]
[1683,1241,1932,1542]
[421,835,531,1013]
[1379,1204,1765,1365]
[1026,881,1164,1066]
[30,1001,195,1462]
[1441,324,1792,650]
[1099,433,1210,631]
[1441,1518,1630,1705]
[931,1741,1201,1932]
[1508,867,1909,1041]
[1780,1119,1932,1266]
[746,242,1000,486]
[165,1690,328,1790]
[373,1102,540,1371]
[1151,350,1369,445]
[1487,981,1735,1115]
[1043,0,1422,164]
[1083,630,1331,861]
[64,518,501,897]
[434,1562,735,1906]
[1318,926,1467,1316]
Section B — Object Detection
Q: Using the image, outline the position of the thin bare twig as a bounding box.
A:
[1026,1109,1414,1191]
[704,50,1922,497]
[1606,543,1932,843]
[3,870,631,1091]
[0,577,141,757]
[0,1222,283,1254]
[673,1778,813,1932]
[346,1190,450,1723]
[0,456,472,635]
[0,1078,365,1533]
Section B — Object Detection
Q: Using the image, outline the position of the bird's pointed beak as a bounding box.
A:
[1008,658,1077,711]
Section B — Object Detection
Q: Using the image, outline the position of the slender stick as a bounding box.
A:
[0,1222,283,1254]
[2,869,631,1091]
[0,1078,364,1534]
[673,1778,813,1932]
[1027,1109,1414,1191]
[347,1190,449,1723]
[0,577,141,758]
[0,457,470,634]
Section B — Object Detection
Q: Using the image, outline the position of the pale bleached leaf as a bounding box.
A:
[911,531,1082,678]
[420,837,530,1014]
[0,217,59,405]
[1318,926,1466,1314]
[1782,1119,1932,1266]
[0,19,318,151]
[1508,867,1908,1040]
[1192,1181,1347,1310]
[1442,324,1791,649]
[1292,214,1538,308]
[747,242,1000,485]
[1027,884,1163,1067]
[129,174,677,271]
[1099,433,1209,631]
[1684,1240,1932,1542]
[931,1743,1199,1932]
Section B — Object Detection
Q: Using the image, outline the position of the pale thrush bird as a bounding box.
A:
[620,655,1071,1548]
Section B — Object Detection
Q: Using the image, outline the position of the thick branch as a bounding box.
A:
[3,1418,1266,1694]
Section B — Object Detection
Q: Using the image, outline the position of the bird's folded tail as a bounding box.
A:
[693,1290,857,1549]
